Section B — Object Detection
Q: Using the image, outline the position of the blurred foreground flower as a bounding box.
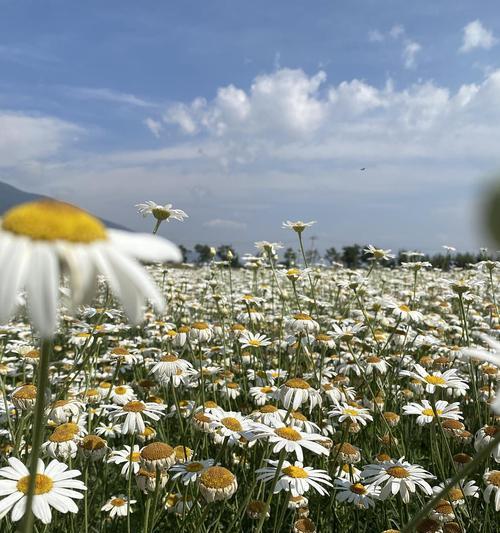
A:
[0,199,182,337]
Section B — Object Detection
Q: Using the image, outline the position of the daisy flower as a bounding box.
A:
[149,354,193,381]
[135,201,188,222]
[400,364,469,394]
[198,466,238,503]
[239,332,272,349]
[101,495,136,518]
[432,478,479,506]
[333,478,380,509]
[0,199,182,337]
[282,220,316,234]
[209,410,255,445]
[169,459,215,485]
[256,460,332,497]
[461,334,500,412]
[402,400,462,425]
[251,423,329,462]
[106,401,167,435]
[363,245,395,262]
[361,457,435,503]
[107,445,141,476]
[474,425,500,462]
[0,457,86,525]
[278,378,322,412]
[483,470,500,511]
[328,403,373,426]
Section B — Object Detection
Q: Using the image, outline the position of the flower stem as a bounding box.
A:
[21,338,52,533]
[402,430,500,532]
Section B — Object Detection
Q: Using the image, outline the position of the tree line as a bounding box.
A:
[180,243,494,269]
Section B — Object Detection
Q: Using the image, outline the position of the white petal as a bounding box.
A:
[26,243,59,337]
[108,230,182,263]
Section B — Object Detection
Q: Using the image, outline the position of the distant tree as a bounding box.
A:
[281,247,297,268]
[217,245,241,267]
[324,246,340,265]
[178,244,190,263]
[341,244,362,268]
[194,244,212,264]
[305,248,320,265]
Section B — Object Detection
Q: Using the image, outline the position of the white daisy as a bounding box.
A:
[256,460,332,497]
[251,423,329,462]
[361,457,435,503]
[400,364,469,394]
[105,401,167,435]
[169,459,215,485]
[402,400,462,425]
[0,200,182,336]
[0,457,86,525]
[101,495,136,518]
[333,478,380,509]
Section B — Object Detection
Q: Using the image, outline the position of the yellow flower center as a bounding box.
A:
[186,462,204,472]
[192,322,209,330]
[448,488,464,502]
[13,385,37,399]
[386,466,410,478]
[200,466,235,489]
[49,428,75,443]
[123,401,145,413]
[399,305,410,312]
[221,417,243,432]
[161,354,179,362]
[114,386,128,395]
[422,408,443,417]
[141,442,174,461]
[260,405,278,413]
[350,483,367,495]
[130,452,141,462]
[152,206,171,221]
[285,378,310,390]
[293,313,312,321]
[110,498,126,507]
[111,347,129,355]
[274,427,302,441]
[17,474,54,495]
[174,446,193,461]
[282,466,308,478]
[487,471,500,487]
[81,435,106,450]
[343,408,361,417]
[248,339,262,347]
[2,200,107,243]
[425,375,446,385]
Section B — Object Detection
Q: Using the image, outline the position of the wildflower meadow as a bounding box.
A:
[0,199,498,533]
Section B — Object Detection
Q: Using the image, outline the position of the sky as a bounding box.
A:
[1,0,500,255]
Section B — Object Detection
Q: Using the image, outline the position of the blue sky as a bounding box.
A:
[1,1,500,253]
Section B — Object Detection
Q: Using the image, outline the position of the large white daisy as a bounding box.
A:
[0,457,86,525]
[0,200,181,337]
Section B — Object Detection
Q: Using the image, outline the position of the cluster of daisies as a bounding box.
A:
[0,202,498,532]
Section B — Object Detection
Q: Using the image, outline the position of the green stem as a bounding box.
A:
[402,430,500,532]
[21,339,52,533]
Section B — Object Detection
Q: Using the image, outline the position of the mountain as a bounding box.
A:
[0,181,129,231]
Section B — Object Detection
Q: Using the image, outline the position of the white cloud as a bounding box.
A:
[389,25,405,39]
[66,87,153,107]
[0,112,80,167]
[368,25,422,69]
[203,219,247,230]
[460,20,497,53]
[144,117,162,138]
[403,41,422,69]
[368,30,384,43]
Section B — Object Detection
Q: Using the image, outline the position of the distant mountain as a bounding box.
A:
[0,181,129,231]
